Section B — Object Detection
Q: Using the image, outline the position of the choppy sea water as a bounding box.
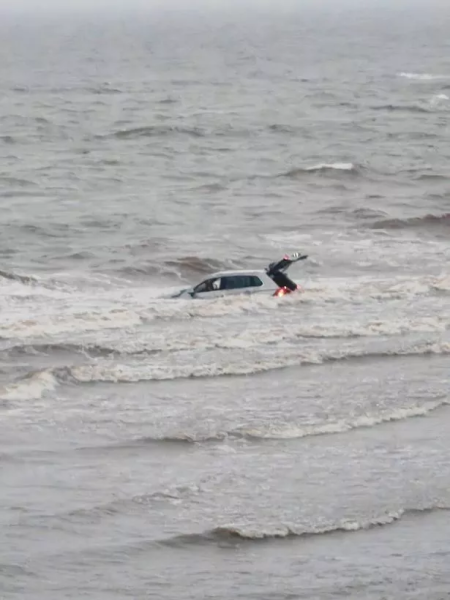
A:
[1,5,450,599]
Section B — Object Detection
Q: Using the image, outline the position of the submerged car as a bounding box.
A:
[171,252,308,299]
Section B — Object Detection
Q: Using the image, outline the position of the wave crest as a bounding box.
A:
[114,397,449,446]
[161,506,450,547]
[66,342,450,385]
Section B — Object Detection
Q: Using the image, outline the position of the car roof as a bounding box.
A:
[205,269,266,278]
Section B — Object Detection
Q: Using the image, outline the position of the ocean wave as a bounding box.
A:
[1,275,449,342]
[0,298,267,341]
[119,255,237,280]
[64,359,297,384]
[191,182,227,193]
[0,452,24,463]
[108,125,205,139]
[0,308,143,340]
[113,397,449,446]
[88,85,123,95]
[61,484,201,522]
[162,255,237,277]
[2,313,447,363]
[350,207,388,221]
[0,563,37,577]
[267,123,302,133]
[238,399,449,440]
[159,506,450,547]
[4,340,448,401]
[66,341,450,382]
[414,173,449,182]
[158,97,178,104]
[372,213,450,231]
[372,104,431,114]
[125,432,228,445]
[280,162,360,178]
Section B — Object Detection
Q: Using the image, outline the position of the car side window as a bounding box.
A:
[194,278,220,293]
[249,276,263,287]
[220,275,263,290]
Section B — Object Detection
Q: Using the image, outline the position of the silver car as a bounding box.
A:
[172,252,308,299]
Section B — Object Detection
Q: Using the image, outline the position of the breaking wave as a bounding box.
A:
[237,400,449,440]
[61,342,450,385]
[112,397,449,446]
[98,340,450,378]
[159,506,450,547]
[2,311,448,364]
[3,341,449,401]
[2,275,450,341]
